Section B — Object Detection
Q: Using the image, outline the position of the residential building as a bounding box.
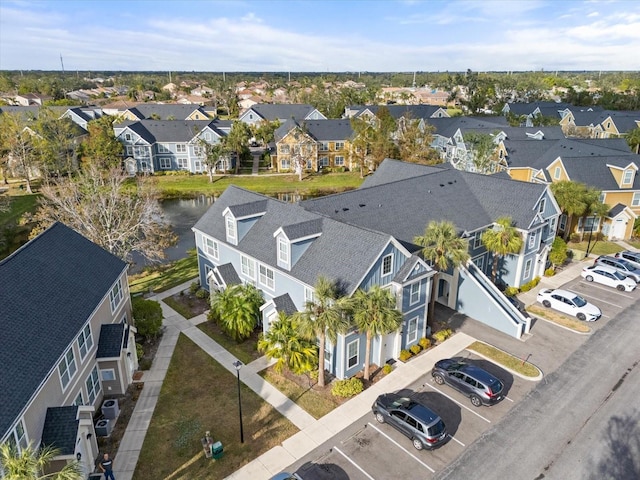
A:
[119,103,211,121]
[345,104,450,121]
[0,222,137,478]
[238,103,326,127]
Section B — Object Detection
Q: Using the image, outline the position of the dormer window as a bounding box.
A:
[226,216,236,243]
[622,169,634,185]
[382,254,393,277]
[278,237,289,264]
[125,133,132,141]
[554,167,561,180]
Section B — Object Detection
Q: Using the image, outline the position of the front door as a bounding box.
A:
[382,332,397,363]
[611,218,626,240]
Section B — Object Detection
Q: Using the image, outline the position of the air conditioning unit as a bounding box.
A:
[95,419,113,437]
[101,399,120,420]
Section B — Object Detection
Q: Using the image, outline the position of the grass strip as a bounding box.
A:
[467,341,540,378]
[133,334,298,480]
[197,321,259,365]
[128,253,199,294]
[527,305,592,333]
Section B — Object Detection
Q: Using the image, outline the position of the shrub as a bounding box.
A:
[531,277,541,287]
[132,297,163,338]
[382,364,393,375]
[399,349,412,362]
[520,283,532,292]
[139,358,152,370]
[544,267,556,277]
[195,288,209,300]
[505,286,520,297]
[433,328,453,343]
[549,236,568,266]
[189,281,199,294]
[419,337,431,350]
[136,342,144,360]
[331,378,364,398]
[569,233,580,243]
[410,344,422,355]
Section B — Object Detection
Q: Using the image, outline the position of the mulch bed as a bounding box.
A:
[166,289,210,317]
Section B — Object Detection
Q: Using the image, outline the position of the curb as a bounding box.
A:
[466,341,544,382]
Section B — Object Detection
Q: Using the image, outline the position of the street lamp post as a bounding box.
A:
[233,360,244,443]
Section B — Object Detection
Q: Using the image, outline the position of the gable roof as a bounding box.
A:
[349,104,448,120]
[504,101,572,117]
[302,159,549,241]
[560,156,640,190]
[115,119,222,144]
[193,186,394,294]
[125,103,208,120]
[41,406,78,454]
[0,223,127,437]
[276,119,354,142]
[245,104,321,122]
[96,323,125,358]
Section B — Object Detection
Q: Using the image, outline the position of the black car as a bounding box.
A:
[371,393,448,450]
[432,358,505,407]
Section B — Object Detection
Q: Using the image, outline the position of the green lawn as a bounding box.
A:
[259,369,343,419]
[466,341,541,377]
[567,240,624,256]
[133,334,298,480]
[527,305,592,333]
[128,252,199,295]
[197,320,262,365]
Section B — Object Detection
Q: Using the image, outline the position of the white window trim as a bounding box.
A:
[109,279,123,313]
[622,169,633,185]
[100,369,116,381]
[407,317,419,343]
[528,232,536,249]
[474,232,482,249]
[77,324,94,361]
[58,347,77,391]
[204,237,219,259]
[259,264,275,290]
[347,338,359,369]
[73,391,84,406]
[158,143,169,153]
[304,287,315,304]
[632,192,640,207]
[226,216,237,243]
[241,255,256,280]
[382,254,393,277]
[278,237,289,264]
[177,158,189,169]
[474,255,484,271]
[524,259,533,278]
[409,283,420,305]
[86,366,101,404]
[176,144,187,153]
[7,419,28,452]
[554,166,561,179]
[538,198,546,213]
[159,157,171,169]
[335,156,345,166]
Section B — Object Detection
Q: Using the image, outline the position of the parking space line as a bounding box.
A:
[333,446,376,480]
[367,422,435,473]
[504,396,514,402]
[576,281,635,299]
[424,382,491,423]
[448,434,465,447]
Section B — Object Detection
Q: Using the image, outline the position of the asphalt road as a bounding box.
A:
[436,297,640,480]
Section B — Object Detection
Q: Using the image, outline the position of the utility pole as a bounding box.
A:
[60,54,65,74]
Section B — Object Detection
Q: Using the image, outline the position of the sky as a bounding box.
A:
[0,0,639,72]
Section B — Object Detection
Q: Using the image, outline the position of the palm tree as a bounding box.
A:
[210,283,263,342]
[550,181,588,241]
[292,276,351,388]
[224,121,251,174]
[481,216,524,283]
[351,286,403,381]
[414,221,470,328]
[624,127,640,154]
[257,311,317,375]
[0,442,82,480]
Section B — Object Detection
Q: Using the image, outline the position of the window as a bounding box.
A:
[278,237,289,263]
[554,166,561,179]
[347,339,359,369]
[259,265,275,289]
[7,419,28,452]
[226,216,236,242]
[204,132,212,141]
[382,254,393,276]
[194,160,202,171]
[304,287,315,304]
[100,369,116,381]
[241,256,256,279]
[632,192,640,207]
[319,156,329,167]
[157,144,169,153]
[407,317,418,343]
[335,156,345,166]
[550,216,557,232]
[58,347,77,390]
[280,158,290,169]
[523,259,532,278]
[86,366,101,404]
[559,214,567,231]
[124,133,132,141]
[176,144,187,153]
[409,283,420,305]
[473,256,484,271]
[126,146,133,156]
[177,158,188,170]
[528,232,536,249]
[599,192,605,203]
[77,324,93,360]
[204,237,218,259]
[319,142,328,151]
[474,232,482,249]
[110,279,123,312]
[335,141,345,151]
[159,157,171,169]
[622,169,634,185]
[194,146,203,156]
[73,392,84,406]
[280,144,290,154]
[538,198,546,213]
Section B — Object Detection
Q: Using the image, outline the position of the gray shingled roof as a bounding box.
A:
[273,294,298,316]
[608,203,627,217]
[216,263,241,286]
[194,186,393,293]
[250,104,320,121]
[282,218,323,240]
[41,406,78,455]
[350,104,447,120]
[127,104,207,120]
[275,119,353,142]
[561,156,640,190]
[301,159,548,242]
[96,323,125,359]
[0,223,126,437]
[361,158,445,188]
[505,102,572,116]
[115,119,214,144]
[427,116,508,138]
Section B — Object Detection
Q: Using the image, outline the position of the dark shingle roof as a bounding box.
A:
[361,158,445,188]
[216,263,241,286]
[608,203,627,217]
[250,104,320,121]
[273,294,298,316]
[350,104,447,120]
[126,104,208,120]
[96,323,125,358]
[41,406,78,455]
[115,119,214,143]
[505,101,572,116]
[561,156,640,190]
[0,223,126,437]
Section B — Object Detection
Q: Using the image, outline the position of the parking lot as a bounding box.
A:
[290,350,532,480]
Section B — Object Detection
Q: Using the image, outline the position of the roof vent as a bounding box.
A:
[359,204,366,207]
[342,207,349,212]
[448,181,453,185]
[439,184,445,187]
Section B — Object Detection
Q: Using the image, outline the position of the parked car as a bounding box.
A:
[581,265,636,292]
[269,474,302,480]
[614,250,640,270]
[593,255,640,283]
[371,393,448,450]
[536,288,601,321]
[432,359,505,407]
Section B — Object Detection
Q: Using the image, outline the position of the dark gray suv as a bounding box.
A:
[372,393,448,450]
[432,358,505,407]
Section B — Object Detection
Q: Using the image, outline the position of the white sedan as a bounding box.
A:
[581,265,636,292]
[536,288,601,322]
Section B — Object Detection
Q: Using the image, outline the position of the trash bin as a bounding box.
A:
[211,441,223,460]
